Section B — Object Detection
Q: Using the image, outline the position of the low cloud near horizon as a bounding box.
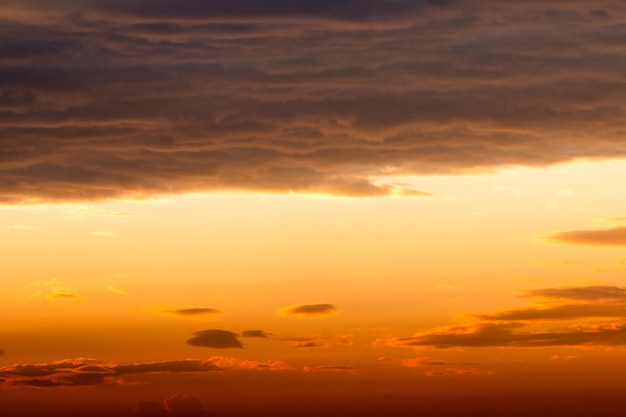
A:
[0,356,292,388]
[1,0,625,203]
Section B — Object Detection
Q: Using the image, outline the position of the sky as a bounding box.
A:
[1,1,626,416]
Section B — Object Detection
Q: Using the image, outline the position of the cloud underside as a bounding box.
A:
[0,357,292,388]
[545,227,626,246]
[396,285,626,349]
[280,303,338,317]
[1,1,625,203]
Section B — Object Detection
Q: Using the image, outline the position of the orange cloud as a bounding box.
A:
[545,226,626,246]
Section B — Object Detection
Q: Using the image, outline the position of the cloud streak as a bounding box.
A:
[0,356,293,388]
[545,226,626,246]
[278,303,338,317]
[1,0,625,203]
[391,285,626,349]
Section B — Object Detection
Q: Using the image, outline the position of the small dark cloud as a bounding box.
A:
[186,329,243,349]
[292,341,325,348]
[166,308,221,317]
[241,330,272,338]
[0,350,4,356]
[279,303,338,317]
[545,227,626,246]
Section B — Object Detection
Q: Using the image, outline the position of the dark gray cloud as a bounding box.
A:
[1,1,625,203]
[186,329,243,349]
[545,227,626,246]
[241,330,272,338]
[280,303,338,317]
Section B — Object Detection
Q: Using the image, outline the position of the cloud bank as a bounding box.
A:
[1,0,625,203]
[0,356,292,388]
[391,285,626,349]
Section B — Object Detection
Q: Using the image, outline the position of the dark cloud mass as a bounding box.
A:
[0,1,625,203]
[186,329,243,349]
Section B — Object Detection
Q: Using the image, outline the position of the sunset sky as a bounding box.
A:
[2,1,626,416]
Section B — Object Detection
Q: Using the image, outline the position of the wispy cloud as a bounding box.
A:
[165,308,222,318]
[545,226,626,246]
[241,330,272,338]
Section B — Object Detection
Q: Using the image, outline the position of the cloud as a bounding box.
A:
[545,226,626,246]
[186,329,243,349]
[106,285,127,295]
[278,303,338,317]
[400,357,450,367]
[1,1,625,203]
[425,367,492,377]
[112,360,222,374]
[165,308,222,318]
[241,330,272,338]
[474,286,626,321]
[30,279,82,301]
[208,356,294,371]
[390,284,626,349]
[0,350,4,356]
[392,322,626,349]
[0,356,293,388]
[303,366,356,372]
[523,285,626,301]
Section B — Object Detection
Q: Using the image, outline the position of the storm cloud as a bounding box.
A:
[1,1,625,203]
